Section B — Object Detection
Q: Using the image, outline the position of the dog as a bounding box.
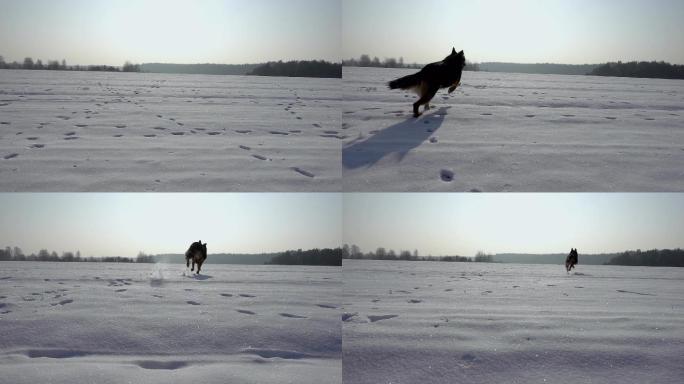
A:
[565,248,578,273]
[185,240,207,274]
[388,48,466,117]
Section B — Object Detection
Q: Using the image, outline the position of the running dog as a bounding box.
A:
[565,248,578,273]
[185,240,207,274]
[388,48,466,117]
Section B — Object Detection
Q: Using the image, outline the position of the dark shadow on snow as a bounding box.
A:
[183,273,212,281]
[342,107,450,169]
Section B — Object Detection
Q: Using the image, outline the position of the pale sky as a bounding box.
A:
[0,193,342,257]
[0,0,341,65]
[343,0,684,64]
[344,193,684,256]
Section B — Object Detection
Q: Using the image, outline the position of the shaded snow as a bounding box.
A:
[342,260,684,384]
[342,67,684,191]
[0,69,341,191]
[0,262,341,384]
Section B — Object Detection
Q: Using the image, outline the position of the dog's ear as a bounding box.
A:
[452,47,456,55]
[459,50,464,56]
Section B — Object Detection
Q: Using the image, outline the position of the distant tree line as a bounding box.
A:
[478,62,599,75]
[266,248,341,266]
[140,63,259,75]
[248,60,341,78]
[343,54,479,71]
[589,61,684,79]
[344,54,418,69]
[0,55,141,72]
[603,248,684,267]
[0,246,139,263]
[341,244,494,262]
[0,246,340,266]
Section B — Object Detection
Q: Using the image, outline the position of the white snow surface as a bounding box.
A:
[342,260,684,384]
[0,69,341,191]
[0,262,341,384]
[342,67,684,191]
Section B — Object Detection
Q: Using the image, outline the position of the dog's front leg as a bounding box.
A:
[448,81,460,94]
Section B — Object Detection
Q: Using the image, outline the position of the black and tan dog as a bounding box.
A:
[185,240,207,274]
[565,248,578,273]
[389,48,466,117]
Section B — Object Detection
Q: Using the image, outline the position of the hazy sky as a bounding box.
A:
[344,193,684,256]
[0,0,340,65]
[343,0,684,64]
[0,193,342,257]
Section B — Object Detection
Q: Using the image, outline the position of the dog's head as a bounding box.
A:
[445,47,466,69]
[190,240,208,259]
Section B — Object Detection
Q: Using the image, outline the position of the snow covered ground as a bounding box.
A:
[0,262,341,384]
[0,70,341,191]
[342,67,684,191]
[343,260,684,384]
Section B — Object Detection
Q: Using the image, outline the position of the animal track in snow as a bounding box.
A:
[51,299,74,306]
[292,167,315,178]
[236,309,255,315]
[368,314,398,323]
[135,360,189,370]
[279,313,307,319]
[440,169,454,182]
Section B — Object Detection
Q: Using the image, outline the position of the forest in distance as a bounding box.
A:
[342,54,684,79]
[0,55,341,78]
[0,246,342,266]
[342,245,684,267]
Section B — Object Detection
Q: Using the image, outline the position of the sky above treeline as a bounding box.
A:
[0,193,342,257]
[0,0,341,65]
[2,1,682,66]
[344,193,684,256]
[343,0,684,65]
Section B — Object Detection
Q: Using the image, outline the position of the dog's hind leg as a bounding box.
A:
[413,86,439,117]
[196,262,202,274]
[191,260,195,272]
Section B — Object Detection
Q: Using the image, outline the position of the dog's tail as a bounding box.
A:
[388,72,422,90]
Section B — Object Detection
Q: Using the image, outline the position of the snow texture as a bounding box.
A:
[342,67,684,192]
[343,260,684,384]
[0,69,341,191]
[0,262,341,384]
